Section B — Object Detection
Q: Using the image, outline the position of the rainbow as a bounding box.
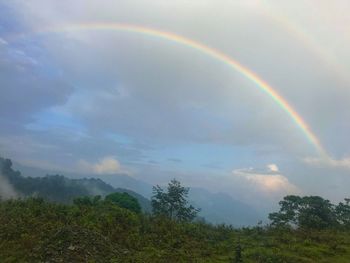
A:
[259,5,350,87]
[13,22,327,156]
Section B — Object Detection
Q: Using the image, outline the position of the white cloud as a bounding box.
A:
[77,156,127,175]
[267,163,279,172]
[232,165,299,194]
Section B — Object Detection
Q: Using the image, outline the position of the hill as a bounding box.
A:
[1,196,350,262]
[189,188,261,226]
[12,160,259,226]
[0,157,151,212]
[1,157,350,262]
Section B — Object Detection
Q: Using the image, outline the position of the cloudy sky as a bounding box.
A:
[1,0,349,210]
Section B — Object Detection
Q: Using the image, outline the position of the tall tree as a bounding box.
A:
[151,179,200,222]
[269,195,302,227]
[269,195,338,229]
[335,198,350,227]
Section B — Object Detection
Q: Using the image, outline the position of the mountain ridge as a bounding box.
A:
[4,156,260,225]
[1,157,151,211]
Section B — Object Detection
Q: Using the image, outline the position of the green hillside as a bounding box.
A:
[1,197,350,262]
[1,157,350,262]
[0,157,151,212]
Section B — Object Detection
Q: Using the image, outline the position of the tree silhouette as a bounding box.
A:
[151,179,200,222]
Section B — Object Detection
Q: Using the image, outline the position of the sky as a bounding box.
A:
[0,0,349,210]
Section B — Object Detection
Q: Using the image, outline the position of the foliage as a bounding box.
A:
[105,192,142,213]
[335,198,350,228]
[0,197,350,262]
[152,179,200,222]
[268,195,347,230]
[1,157,350,262]
[0,157,151,211]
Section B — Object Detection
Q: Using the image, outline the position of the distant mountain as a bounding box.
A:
[189,188,261,226]
[94,177,260,225]
[1,157,151,212]
[98,174,153,198]
[13,161,153,199]
[10,158,260,225]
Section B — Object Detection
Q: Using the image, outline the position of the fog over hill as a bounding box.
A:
[10,157,259,226]
[2,157,151,212]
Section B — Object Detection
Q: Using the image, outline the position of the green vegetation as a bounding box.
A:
[0,157,151,211]
[269,195,350,230]
[1,157,350,262]
[105,192,142,214]
[152,179,200,222]
[1,195,350,262]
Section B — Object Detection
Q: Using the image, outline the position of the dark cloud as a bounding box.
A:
[0,41,73,130]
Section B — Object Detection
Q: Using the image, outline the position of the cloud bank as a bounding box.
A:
[232,164,300,195]
[77,156,127,175]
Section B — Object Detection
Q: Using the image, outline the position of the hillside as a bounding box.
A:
[1,157,350,262]
[12,160,259,226]
[1,196,350,262]
[189,188,260,226]
[0,157,151,212]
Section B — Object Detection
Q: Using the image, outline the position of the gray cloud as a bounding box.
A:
[0,41,74,133]
[4,1,349,153]
[1,0,350,207]
[37,31,316,155]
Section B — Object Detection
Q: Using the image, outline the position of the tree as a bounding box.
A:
[269,195,337,229]
[298,196,337,229]
[105,192,141,214]
[73,195,102,207]
[269,195,302,227]
[269,195,338,229]
[335,198,350,227]
[151,179,200,222]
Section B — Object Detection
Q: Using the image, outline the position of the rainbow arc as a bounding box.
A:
[12,22,328,157]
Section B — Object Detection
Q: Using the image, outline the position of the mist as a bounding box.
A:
[0,173,18,200]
